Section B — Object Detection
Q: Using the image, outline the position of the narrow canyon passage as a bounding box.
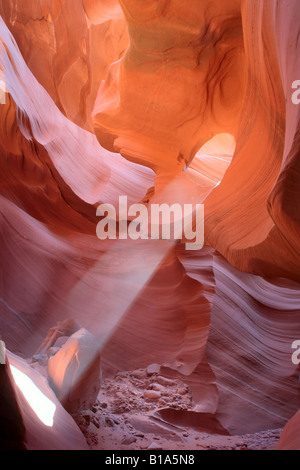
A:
[0,0,299,451]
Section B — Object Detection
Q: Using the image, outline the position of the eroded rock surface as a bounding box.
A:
[48,328,101,413]
[0,0,299,450]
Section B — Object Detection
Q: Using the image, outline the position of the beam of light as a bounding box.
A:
[10,365,56,427]
[54,177,222,403]
[64,239,173,351]
[54,238,175,405]
[0,340,5,364]
[0,71,6,104]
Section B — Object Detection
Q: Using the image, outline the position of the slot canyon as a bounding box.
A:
[0,0,299,452]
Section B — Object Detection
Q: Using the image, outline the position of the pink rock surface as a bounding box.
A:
[48,328,101,413]
[0,0,299,450]
[6,351,89,450]
[277,410,300,450]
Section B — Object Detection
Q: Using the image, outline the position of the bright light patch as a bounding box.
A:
[0,340,5,364]
[215,181,221,188]
[10,365,56,427]
[0,72,6,104]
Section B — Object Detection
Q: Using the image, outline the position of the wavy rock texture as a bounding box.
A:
[277,410,300,450]
[93,0,245,173]
[0,0,128,131]
[206,253,300,434]
[0,0,299,450]
[177,248,300,434]
[205,0,300,282]
[94,0,300,282]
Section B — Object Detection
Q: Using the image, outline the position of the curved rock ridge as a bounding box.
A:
[206,253,300,434]
[83,0,124,24]
[1,194,298,437]
[1,1,299,277]
[0,192,220,437]
[205,0,300,282]
[93,0,245,174]
[186,133,235,187]
[177,248,300,434]
[0,0,299,450]
[93,0,300,282]
[0,16,154,207]
[0,0,129,131]
[277,410,300,450]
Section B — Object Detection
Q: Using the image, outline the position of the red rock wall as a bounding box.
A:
[0,0,299,445]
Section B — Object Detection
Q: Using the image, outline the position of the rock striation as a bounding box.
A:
[0,0,299,450]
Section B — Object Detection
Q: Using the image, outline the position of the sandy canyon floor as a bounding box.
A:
[31,358,282,451]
